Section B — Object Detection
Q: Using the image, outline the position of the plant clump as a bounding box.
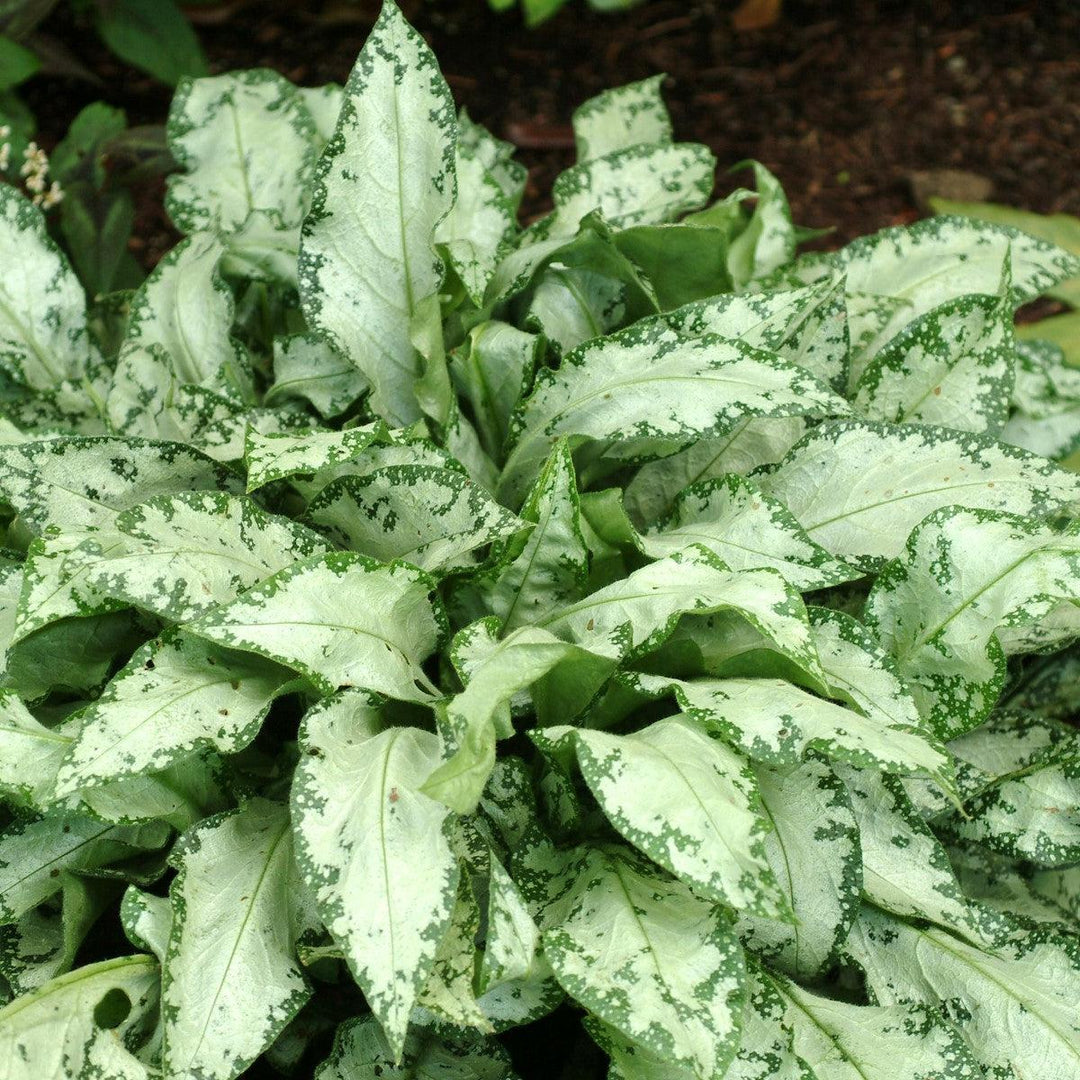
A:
[0,3,1080,1078]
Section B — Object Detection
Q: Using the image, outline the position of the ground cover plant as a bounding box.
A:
[1,1,1080,1076]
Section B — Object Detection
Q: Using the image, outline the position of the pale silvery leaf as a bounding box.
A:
[637,674,949,782]
[836,766,975,939]
[298,0,456,426]
[1002,339,1080,460]
[422,623,614,814]
[0,436,240,535]
[307,464,524,573]
[264,333,369,420]
[0,185,89,390]
[186,551,443,701]
[763,961,982,1080]
[761,420,1080,564]
[53,630,295,795]
[854,293,1014,433]
[12,530,126,644]
[481,856,542,991]
[0,562,18,676]
[836,215,1080,368]
[244,424,385,492]
[0,954,159,1080]
[162,798,310,1080]
[526,262,631,355]
[738,759,861,979]
[849,904,1080,1080]
[563,715,785,915]
[0,690,70,808]
[85,490,331,623]
[536,547,824,681]
[474,441,588,630]
[437,143,516,304]
[314,1015,517,1080]
[458,110,526,209]
[166,70,316,237]
[107,233,250,436]
[0,812,168,922]
[640,474,859,591]
[727,161,796,290]
[541,142,714,240]
[451,321,540,464]
[571,76,672,162]
[291,692,460,1057]
[624,416,807,525]
[585,1016,704,1080]
[866,507,1080,738]
[543,846,745,1080]
[121,886,173,963]
[299,83,344,145]
[499,321,848,505]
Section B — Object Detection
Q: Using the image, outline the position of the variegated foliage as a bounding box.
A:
[0,3,1079,1078]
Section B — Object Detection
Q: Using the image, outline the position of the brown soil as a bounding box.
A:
[25,1,1080,267]
[32,0,1080,267]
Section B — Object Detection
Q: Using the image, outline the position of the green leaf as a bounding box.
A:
[726,161,796,289]
[0,37,39,92]
[93,0,208,86]
[543,847,745,1080]
[563,715,785,915]
[640,474,859,591]
[167,70,316,240]
[186,551,444,701]
[54,630,295,795]
[162,798,310,1080]
[762,420,1080,564]
[292,692,460,1057]
[0,954,159,1080]
[307,464,524,573]
[854,292,1015,434]
[314,1015,517,1080]
[738,759,861,979]
[0,690,70,808]
[264,333,369,420]
[0,185,90,390]
[1003,339,1080,460]
[243,423,385,492]
[571,76,672,163]
[866,507,1080,738]
[298,0,457,426]
[499,321,848,505]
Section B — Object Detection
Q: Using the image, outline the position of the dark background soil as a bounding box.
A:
[21,0,1080,271]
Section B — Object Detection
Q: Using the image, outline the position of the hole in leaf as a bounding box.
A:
[93,988,131,1029]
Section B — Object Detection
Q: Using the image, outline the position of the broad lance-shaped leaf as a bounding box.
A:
[54,631,296,795]
[853,292,1014,434]
[122,885,173,962]
[83,490,331,623]
[0,185,89,390]
[847,904,1080,1080]
[298,0,456,426]
[244,423,386,492]
[422,622,615,815]
[0,954,160,1080]
[761,420,1080,564]
[0,812,169,922]
[1003,339,1080,461]
[314,1016,517,1080]
[499,321,849,505]
[572,75,672,162]
[542,846,745,1080]
[264,333,369,420]
[166,69,317,237]
[836,766,976,940]
[632,673,950,783]
[624,416,807,525]
[292,692,460,1056]
[640,474,859,591]
[551,716,786,916]
[866,507,1080,739]
[307,465,524,574]
[738,759,861,980]
[726,161,797,290]
[471,440,588,629]
[185,551,444,701]
[0,690,71,808]
[0,435,241,535]
[162,798,310,1080]
[758,959,983,1080]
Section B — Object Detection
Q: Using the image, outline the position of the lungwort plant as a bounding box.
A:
[2,3,1080,1078]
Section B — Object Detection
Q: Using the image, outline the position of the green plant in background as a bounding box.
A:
[485,0,642,28]
[1,2,1080,1078]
